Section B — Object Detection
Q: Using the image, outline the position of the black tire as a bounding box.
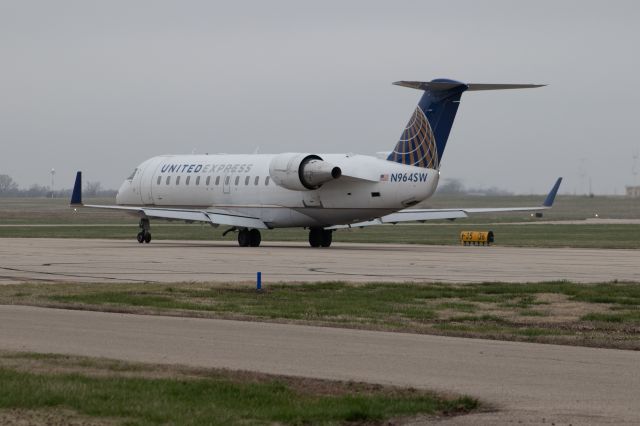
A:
[136,232,145,244]
[320,229,332,247]
[308,228,322,247]
[249,229,261,247]
[238,229,250,247]
[144,232,151,244]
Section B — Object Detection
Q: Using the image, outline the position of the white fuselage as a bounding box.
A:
[116,153,439,228]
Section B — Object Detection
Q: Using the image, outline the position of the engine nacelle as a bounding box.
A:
[269,153,342,191]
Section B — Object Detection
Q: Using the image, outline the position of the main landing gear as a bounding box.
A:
[308,227,332,247]
[136,218,151,244]
[237,228,262,247]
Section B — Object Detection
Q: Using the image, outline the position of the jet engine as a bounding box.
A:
[269,153,342,191]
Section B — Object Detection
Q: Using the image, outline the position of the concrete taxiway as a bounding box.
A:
[1,238,639,284]
[1,305,638,424]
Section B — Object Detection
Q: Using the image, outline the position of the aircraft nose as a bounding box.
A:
[115,181,128,204]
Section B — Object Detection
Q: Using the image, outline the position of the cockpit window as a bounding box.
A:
[127,168,138,181]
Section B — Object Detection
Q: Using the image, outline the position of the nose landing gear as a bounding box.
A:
[309,228,332,247]
[137,218,151,244]
[237,228,261,247]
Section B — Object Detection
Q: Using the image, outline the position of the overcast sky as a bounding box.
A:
[1,0,639,194]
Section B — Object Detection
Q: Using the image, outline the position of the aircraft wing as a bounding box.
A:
[329,177,562,229]
[82,205,268,229]
[70,172,268,229]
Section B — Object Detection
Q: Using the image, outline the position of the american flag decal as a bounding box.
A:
[380,174,389,181]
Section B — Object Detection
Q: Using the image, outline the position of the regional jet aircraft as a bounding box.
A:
[70,79,562,247]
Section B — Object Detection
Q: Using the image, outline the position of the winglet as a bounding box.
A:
[543,177,562,207]
[70,171,82,206]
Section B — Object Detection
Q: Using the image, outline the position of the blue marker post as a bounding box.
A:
[256,272,262,292]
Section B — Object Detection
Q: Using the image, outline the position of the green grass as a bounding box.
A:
[1,223,640,248]
[581,311,640,323]
[515,327,562,337]
[1,195,640,248]
[0,370,454,425]
[3,281,640,349]
[0,353,477,425]
[434,302,479,312]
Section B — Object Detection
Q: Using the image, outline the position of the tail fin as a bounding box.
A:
[387,79,544,169]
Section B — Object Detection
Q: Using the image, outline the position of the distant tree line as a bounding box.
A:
[436,178,513,196]
[0,174,116,198]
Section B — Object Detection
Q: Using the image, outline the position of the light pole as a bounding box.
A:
[50,168,55,199]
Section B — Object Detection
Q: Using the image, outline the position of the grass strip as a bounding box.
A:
[2,281,639,350]
[1,223,640,248]
[0,352,477,425]
[0,223,640,249]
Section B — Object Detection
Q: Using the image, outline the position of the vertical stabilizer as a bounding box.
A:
[387,79,467,169]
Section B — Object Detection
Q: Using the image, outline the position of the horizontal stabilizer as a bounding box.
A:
[393,81,545,91]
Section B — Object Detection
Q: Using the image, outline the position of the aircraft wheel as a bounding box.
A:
[136,232,145,244]
[308,228,322,247]
[320,229,332,247]
[248,229,261,247]
[238,229,250,247]
[144,232,151,244]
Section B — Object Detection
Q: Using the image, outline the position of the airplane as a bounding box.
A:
[70,78,562,248]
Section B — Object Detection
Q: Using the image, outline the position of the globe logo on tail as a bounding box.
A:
[387,107,439,169]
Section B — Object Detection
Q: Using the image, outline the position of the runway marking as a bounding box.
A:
[307,267,427,280]
[0,266,151,283]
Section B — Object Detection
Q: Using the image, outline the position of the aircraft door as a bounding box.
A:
[138,158,162,205]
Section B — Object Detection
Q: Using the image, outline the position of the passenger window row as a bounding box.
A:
[156,175,270,186]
